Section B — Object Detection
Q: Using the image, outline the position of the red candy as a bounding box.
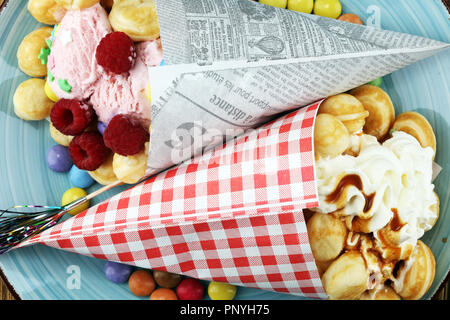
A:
[96,31,136,74]
[103,114,149,156]
[176,278,204,300]
[50,99,94,136]
[68,131,110,171]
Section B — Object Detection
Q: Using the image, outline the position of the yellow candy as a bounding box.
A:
[54,24,60,36]
[259,0,288,8]
[287,0,313,13]
[313,0,342,19]
[208,282,237,300]
[45,80,59,102]
[146,84,151,104]
[61,188,89,216]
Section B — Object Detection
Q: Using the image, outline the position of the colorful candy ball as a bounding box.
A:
[313,0,342,19]
[153,270,183,288]
[287,0,314,13]
[61,187,89,216]
[176,278,204,300]
[208,282,237,300]
[69,165,95,189]
[150,288,178,300]
[97,121,108,135]
[367,77,383,87]
[128,270,156,297]
[46,145,73,172]
[338,13,363,25]
[44,80,59,102]
[104,261,133,284]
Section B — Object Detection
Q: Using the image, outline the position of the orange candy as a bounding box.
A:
[338,13,363,25]
[150,288,178,300]
[128,270,156,297]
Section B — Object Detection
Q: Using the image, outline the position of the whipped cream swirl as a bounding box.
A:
[314,131,437,248]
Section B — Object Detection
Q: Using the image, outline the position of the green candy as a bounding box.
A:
[46,38,52,49]
[368,77,383,87]
[47,69,54,82]
[38,47,51,65]
[58,79,72,93]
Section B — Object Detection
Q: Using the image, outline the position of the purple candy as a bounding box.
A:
[104,261,133,283]
[46,145,73,172]
[97,122,108,135]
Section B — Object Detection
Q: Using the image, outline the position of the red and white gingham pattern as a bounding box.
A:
[20,101,327,299]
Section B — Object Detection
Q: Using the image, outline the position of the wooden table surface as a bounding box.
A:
[0,0,448,301]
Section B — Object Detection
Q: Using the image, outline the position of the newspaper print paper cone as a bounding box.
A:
[147,0,449,175]
[18,102,327,299]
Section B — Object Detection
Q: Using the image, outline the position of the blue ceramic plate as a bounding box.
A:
[0,0,448,300]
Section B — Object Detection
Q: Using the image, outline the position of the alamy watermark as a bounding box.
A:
[165,121,290,175]
[66,265,81,290]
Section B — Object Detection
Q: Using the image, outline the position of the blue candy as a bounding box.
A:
[46,145,73,172]
[97,122,107,135]
[69,165,95,189]
[104,261,133,284]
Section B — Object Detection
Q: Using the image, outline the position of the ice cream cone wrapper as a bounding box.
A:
[146,0,449,175]
[20,102,328,298]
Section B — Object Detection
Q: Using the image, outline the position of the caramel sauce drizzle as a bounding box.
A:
[327,176,408,289]
[326,174,376,213]
[390,209,406,232]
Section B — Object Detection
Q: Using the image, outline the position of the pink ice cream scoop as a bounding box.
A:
[47,3,111,100]
[90,39,163,128]
[47,4,164,129]
[90,58,151,128]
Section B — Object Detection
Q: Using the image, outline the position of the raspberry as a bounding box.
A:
[69,132,110,171]
[50,99,94,136]
[96,32,136,74]
[103,114,149,156]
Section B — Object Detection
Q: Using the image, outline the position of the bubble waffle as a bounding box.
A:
[310,89,439,300]
[392,240,436,300]
[321,251,370,300]
[359,285,401,300]
[109,0,160,41]
[27,0,66,25]
[350,85,395,141]
[49,122,74,147]
[113,142,149,184]
[318,93,369,134]
[88,153,118,185]
[55,0,100,10]
[17,27,53,77]
[307,212,347,262]
[392,111,437,158]
[13,79,54,121]
[314,113,350,159]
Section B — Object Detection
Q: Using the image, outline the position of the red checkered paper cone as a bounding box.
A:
[19,101,327,299]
